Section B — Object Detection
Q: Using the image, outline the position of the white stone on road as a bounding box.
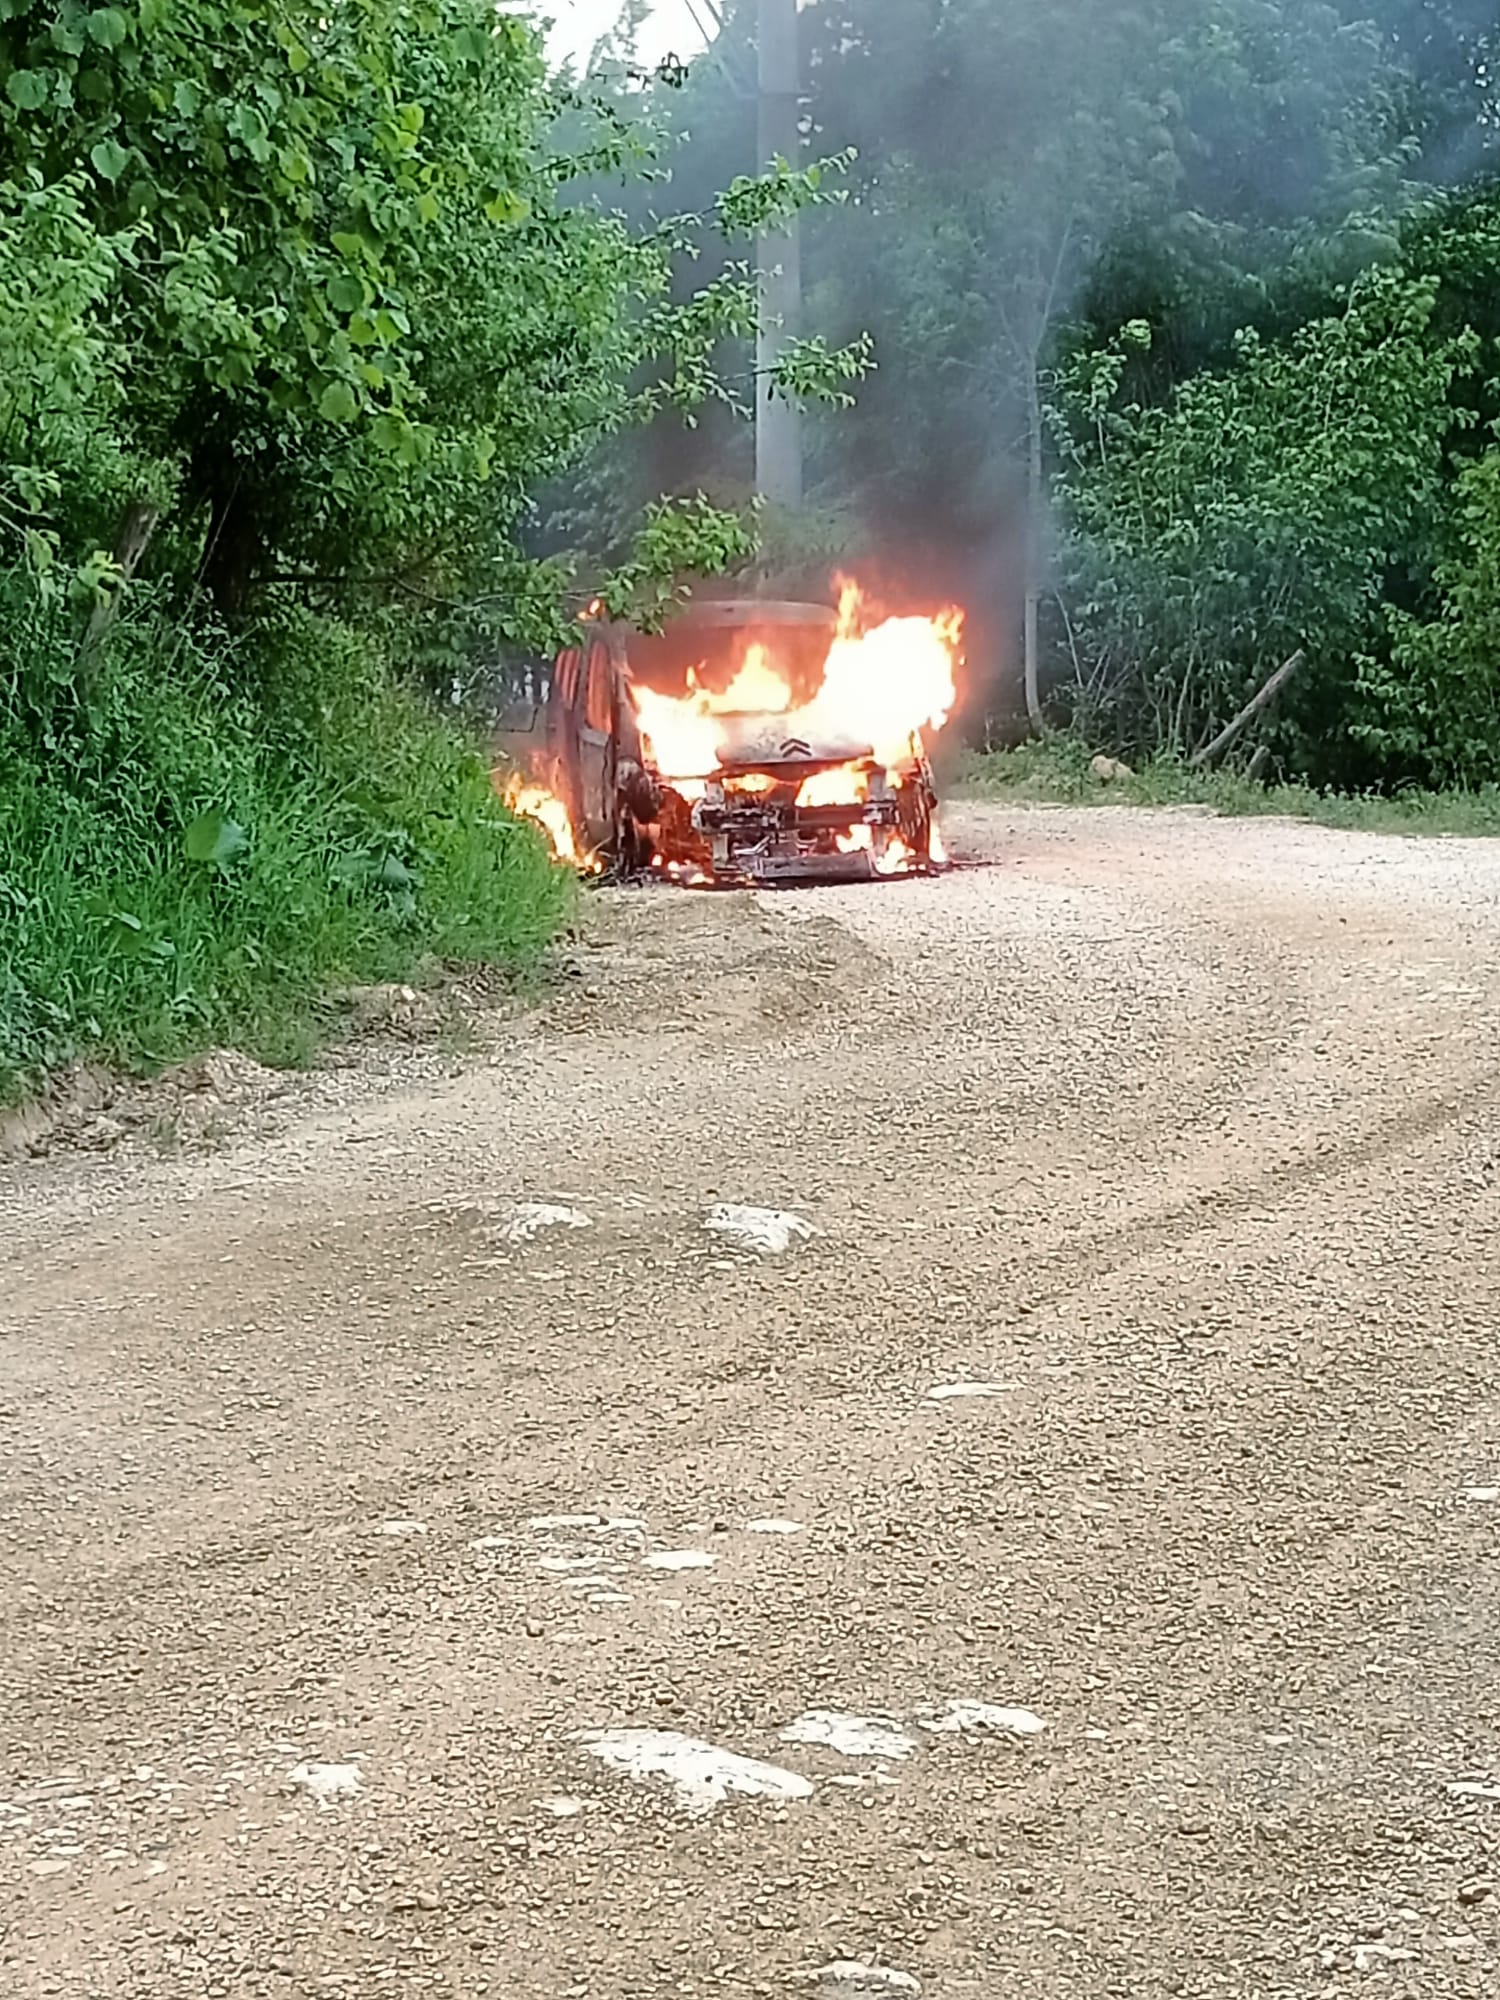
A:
[535,1795,585,1818]
[780,1711,918,1760]
[746,1517,805,1534]
[1446,1779,1500,1801]
[917,1701,1046,1736]
[815,1963,922,1995]
[925,1382,1014,1401]
[703,1204,815,1254]
[643,1549,715,1571]
[495,1204,591,1245]
[288,1761,362,1807]
[579,1729,814,1813]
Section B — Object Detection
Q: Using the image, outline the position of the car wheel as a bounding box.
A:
[611,802,651,876]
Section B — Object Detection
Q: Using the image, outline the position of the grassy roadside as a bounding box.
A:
[0,602,571,1110]
[953,740,1500,838]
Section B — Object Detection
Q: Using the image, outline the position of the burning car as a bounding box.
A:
[496,584,961,886]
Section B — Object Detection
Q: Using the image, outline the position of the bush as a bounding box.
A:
[1355,447,1500,789]
[1052,266,1470,781]
[0,587,567,1103]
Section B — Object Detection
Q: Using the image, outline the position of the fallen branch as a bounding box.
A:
[1189,650,1306,770]
[79,497,160,676]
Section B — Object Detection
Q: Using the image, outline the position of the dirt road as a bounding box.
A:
[4,801,1500,1999]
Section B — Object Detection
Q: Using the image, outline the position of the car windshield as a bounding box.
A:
[625,611,835,710]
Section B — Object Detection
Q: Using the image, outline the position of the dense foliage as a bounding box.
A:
[579,0,1500,785]
[0,0,856,1100]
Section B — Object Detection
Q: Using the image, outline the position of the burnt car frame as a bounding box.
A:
[495,598,942,885]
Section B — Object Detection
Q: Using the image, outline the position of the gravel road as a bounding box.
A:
[4,801,1500,1999]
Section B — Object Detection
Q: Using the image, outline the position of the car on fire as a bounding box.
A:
[495,597,945,886]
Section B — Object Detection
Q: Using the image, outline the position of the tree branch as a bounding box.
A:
[1189,651,1306,770]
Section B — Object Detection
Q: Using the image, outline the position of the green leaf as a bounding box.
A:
[327,273,364,314]
[86,7,129,48]
[229,102,271,164]
[172,79,201,117]
[318,380,359,422]
[372,412,407,455]
[89,137,129,182]
[6,70,50,111]
[286,41,310,75]
[330,229,365,262]
[484,190,530,226]
[183,811,249,868]
[23,529,55,575]
[369,413,424,467]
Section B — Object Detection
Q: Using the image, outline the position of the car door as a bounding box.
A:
[547,645,586,837]
[578,637,617,850]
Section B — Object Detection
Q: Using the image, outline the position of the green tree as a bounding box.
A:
[1349,0,1497,179]
[0,0,868,1099]
[1360,447,1500,785]
[0,0,859,643]
[0,169,133,572]
[1052,252,1480,779]
[798,0,1411,726]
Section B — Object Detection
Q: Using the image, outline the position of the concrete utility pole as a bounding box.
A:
[755,0,803,508]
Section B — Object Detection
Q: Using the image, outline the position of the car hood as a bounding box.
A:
[712,716,874,769]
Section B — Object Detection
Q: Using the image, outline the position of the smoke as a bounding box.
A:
[596,1,1499,727]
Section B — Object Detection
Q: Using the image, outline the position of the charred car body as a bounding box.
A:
[495,597,944,886]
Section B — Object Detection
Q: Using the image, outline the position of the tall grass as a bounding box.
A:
[0,589,569,1104]
[956,738,1500,838]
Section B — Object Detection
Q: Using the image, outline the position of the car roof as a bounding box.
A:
[664,599,836,631]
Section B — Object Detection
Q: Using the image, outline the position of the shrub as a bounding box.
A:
[0,587,567,1101]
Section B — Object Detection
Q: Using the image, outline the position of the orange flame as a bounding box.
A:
[813,579,962,768]
[501,580,960,882]
[632,581,963,787]
[796,764,870,809]
[500,772,597,872]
